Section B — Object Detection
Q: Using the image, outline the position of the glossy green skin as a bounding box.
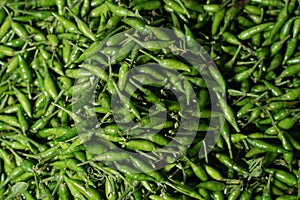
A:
[1,0,300,199]
[196,181,225,192]
[247,138,290,153]
[216,154,248,175]
[265,168,297,186]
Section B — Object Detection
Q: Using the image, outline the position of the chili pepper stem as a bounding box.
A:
[225,45,242,69]
[51,102,82,123]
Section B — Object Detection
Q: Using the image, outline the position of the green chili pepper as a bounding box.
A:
[239,190,252,200]
[215,153,248,176]
[133,0,161,10]
[196,181,225,192]
[292,17,300,37]
[283,37,298,64]
[57,183,70,200]
[270,35,290,57]
[220,5,244,34]
[0,17,11,41]
[121,140,156,152]
[238,22,274,40]
[229,58,263,82]
[17,108,28,133]
[215,92,240,132]
[280,16,296,40]
[278,131,294,167]
[263,3,290,46]
[268,101,298,111]
[0,114,20,128]
[52,12,80,34]
[212,191,225,200]
[130,156,163,181]
[270,87,300,101]
[165,180,205,200]
[265,168,297,186]
[66,8,96,41]
[140,50,191,72]
[105,175,117,200]
[227,189,241,200]
[246,138,290,153]
[262,80,282,96]
[105,1,136,17]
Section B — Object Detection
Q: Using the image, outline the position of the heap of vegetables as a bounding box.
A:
[0,0,299,199]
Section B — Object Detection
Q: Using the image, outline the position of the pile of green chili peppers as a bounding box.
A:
[0,0,300,199]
